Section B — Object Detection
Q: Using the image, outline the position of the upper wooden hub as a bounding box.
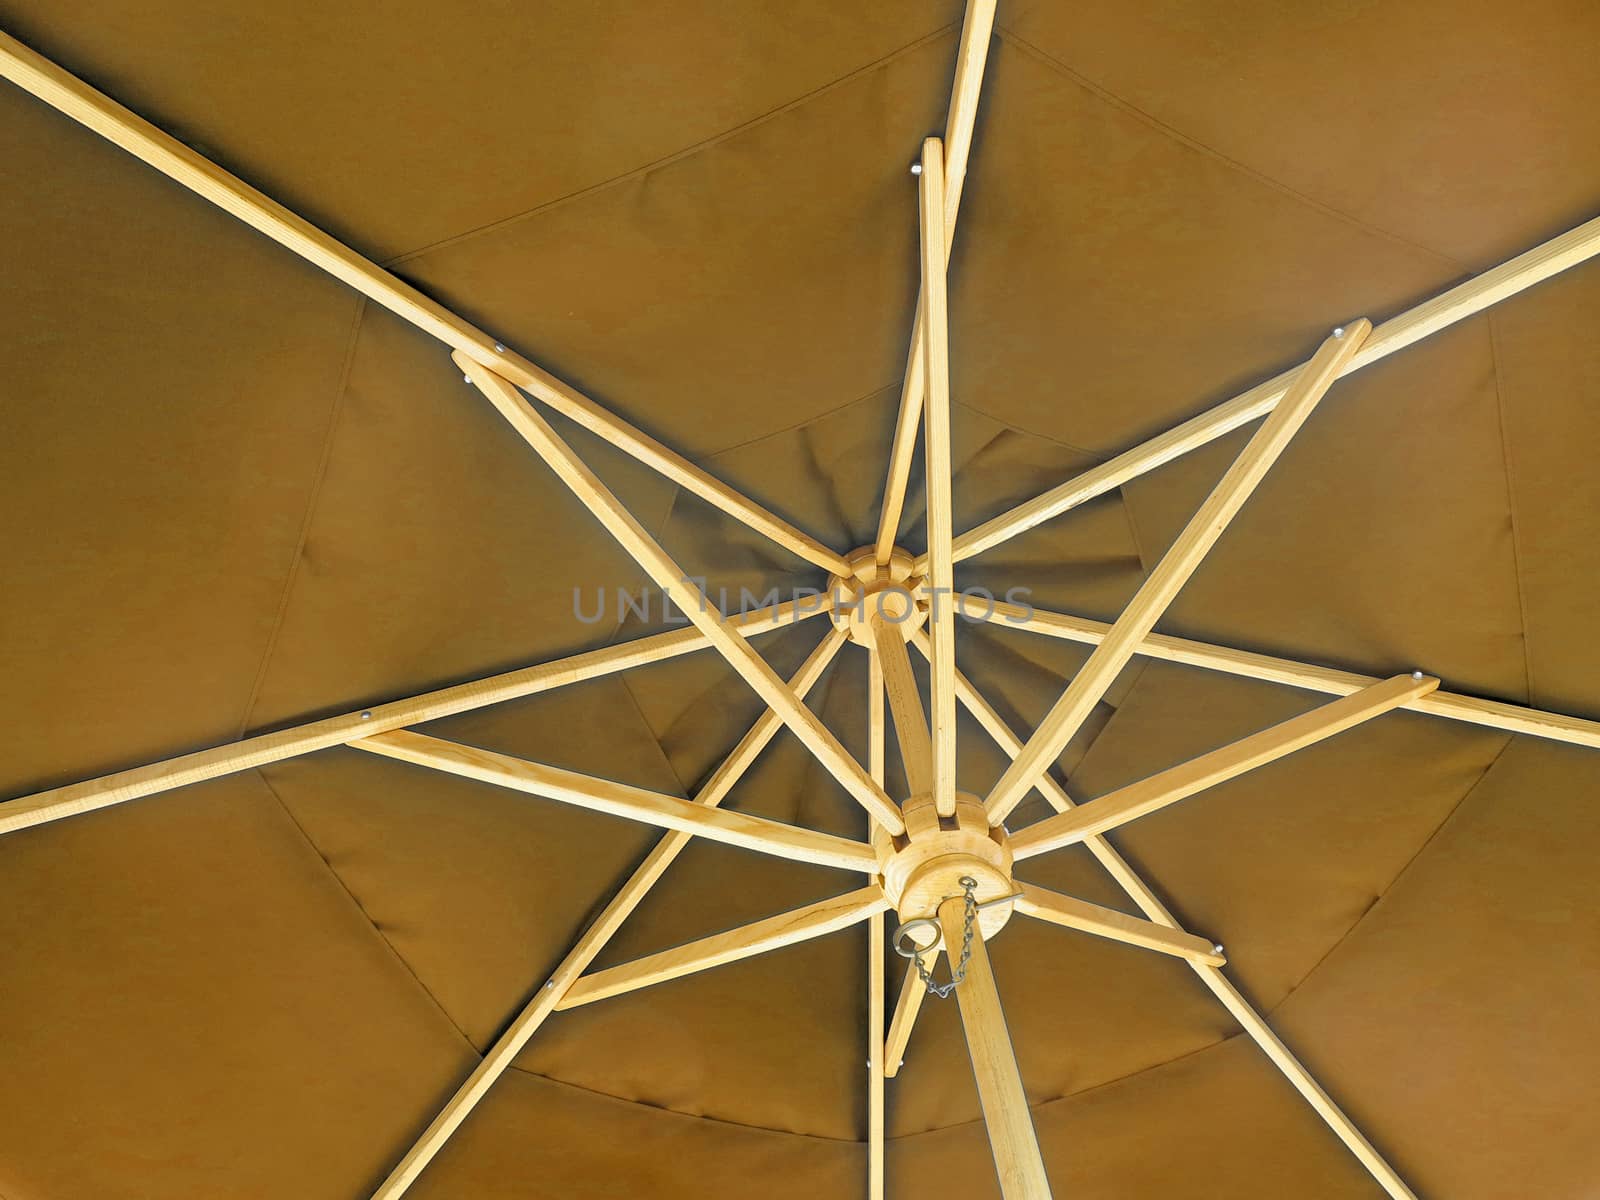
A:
[873,791,1015,943]
[827,545,930,646]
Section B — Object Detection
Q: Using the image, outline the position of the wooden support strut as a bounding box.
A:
[946,657,1419,1200]
[559,887,890,1009]
[1010,673,1440,859]
[0,30,848,577]
[354,730,878,874]
[366,629,846,1200]
[985,321,1371,823]
[883,955,930,1079]
[458,354,904,836]
[1014,884,1225,966]
[870,611,934,798]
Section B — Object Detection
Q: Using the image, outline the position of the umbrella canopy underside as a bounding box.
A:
[2,2,1598,1197]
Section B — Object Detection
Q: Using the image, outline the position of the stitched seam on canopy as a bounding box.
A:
[618,674,691,799]
[233,295,367,739]
[1485,314,1537,705]
[887,1026,1246,1142]
[707,380,900,461]
[992,26,1468,274]
[252,766,478,1054]
[1118,483,1151,575]
[1265,733,1516,1010]
[382,22,962,268]
[950,398,1103,461]
[503,1063,860,1145]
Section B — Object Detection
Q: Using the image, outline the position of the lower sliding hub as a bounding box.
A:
[873,791,1015,947]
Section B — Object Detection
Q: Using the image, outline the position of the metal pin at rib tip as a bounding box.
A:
[910,162,923,176]
[1333,326,1346,338]
[493,342,506,353]
[359,711,372,720]
[1412,669,1425,680]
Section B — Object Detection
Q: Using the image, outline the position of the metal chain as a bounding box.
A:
[892,876,978,999]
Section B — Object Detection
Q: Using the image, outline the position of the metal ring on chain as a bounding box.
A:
[890,876,979,999]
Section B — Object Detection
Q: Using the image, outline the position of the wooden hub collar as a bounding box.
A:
[872,791,1015,943]
[826,546,930,646]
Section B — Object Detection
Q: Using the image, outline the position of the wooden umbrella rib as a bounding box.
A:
[873,0,998,562]
[353,730,878,874]
[934,212,1600,569]
[1010,673,1440,859]
[558,886,890,1009]
[0,30,847,577]
[459,355,905,836]
[0,598,817,838]
[984,321,1372,823]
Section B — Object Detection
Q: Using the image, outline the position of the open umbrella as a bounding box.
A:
[3,3,1598,1197]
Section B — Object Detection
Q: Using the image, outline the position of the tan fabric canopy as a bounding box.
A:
[1,2,1597,1197]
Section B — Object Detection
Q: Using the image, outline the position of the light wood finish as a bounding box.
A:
[0,598,817,838]
[883,957,930,1078]
[559,887,890,1009]
[1012,674,1439,859]
[0,31,847,577]
[939,662,1419,1200]
[912,630,1080,818]
[368,632,844,1199]
[868,644,888,788]
[937,214,1600,568]
[870,612,934,798]
[831,546,928,647]
[866,648,886,1200]
[937,895,1052,1200]
[1014,884,1224,966]
[919,136,958,819]
[873,792,1016,941]
[961,596,1600,751]
[874,0,998,562]
[460,355,904,835]
[870,638,925,1087]
[985,322,1371,823]
[868,910,886,1200]
[355,730,876,873]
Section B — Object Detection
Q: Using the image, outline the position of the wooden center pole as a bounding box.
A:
[936,896,1052,1200]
